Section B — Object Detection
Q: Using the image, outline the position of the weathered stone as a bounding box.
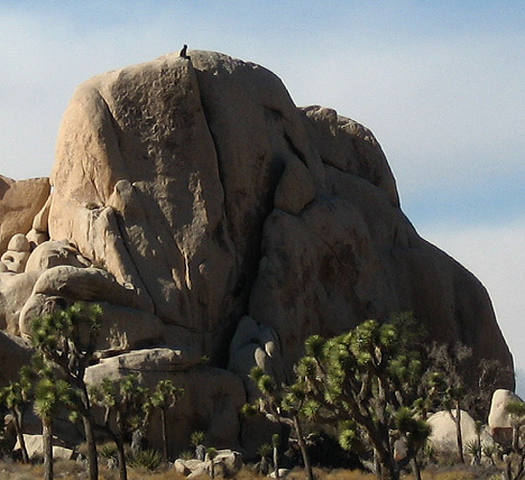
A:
[25,229,49,249]
[488,389,522,445]
[274,157,316,215]
[7,233,30,253]
[25,240,91,273]
[0,249,29,273]
[0,49,515,458]
[269,468,291,478]
[427,410,490,453]
[210,449,243,475]
[173,459,191,475]
[32,265,145,309]
[0,175,50,253]
[186,464,208,479]
[17,265,150,338]
[228,315,285,400]
[49,54,234,342]
[31,195,51,233]
[0,271,40,333]
[18,296,164,354]
[13,434,74,460]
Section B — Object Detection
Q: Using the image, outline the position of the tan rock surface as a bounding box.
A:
[488,388,522,444]
[0,271,40,333]
[428,410,492,454]
[25,240,91,272]
[0,50,514,455]
[13,434,74,460]
[46,50,512,383]
[0,175,50,253]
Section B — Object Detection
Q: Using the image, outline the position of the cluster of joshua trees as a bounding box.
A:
[0,303,184,480]
[0,305,523,480]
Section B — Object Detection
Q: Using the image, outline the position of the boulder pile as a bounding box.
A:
[0,50,514,455]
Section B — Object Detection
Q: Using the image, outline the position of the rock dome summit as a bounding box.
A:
[0,50,514,453]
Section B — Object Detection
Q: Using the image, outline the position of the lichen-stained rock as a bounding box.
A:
[0,175,50,253]
[0,330,32,386]
[85,348,245,454]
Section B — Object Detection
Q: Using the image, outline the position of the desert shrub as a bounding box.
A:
[128,448,162,471]
[465,439,481,463]
[99,441,119,460]
[178,449,194,460]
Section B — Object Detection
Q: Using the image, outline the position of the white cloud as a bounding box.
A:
[418,217,525,396]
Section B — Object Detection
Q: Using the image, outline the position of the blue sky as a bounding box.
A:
[1,1,523,394]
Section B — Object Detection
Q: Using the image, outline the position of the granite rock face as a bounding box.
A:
[0,50,515,453]
[0,175,50,254]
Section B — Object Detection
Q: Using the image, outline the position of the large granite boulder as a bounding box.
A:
[488,389,523,444]
[0,175,50,253]
[44,50,513,380]
[427,410,491,454]
[0,50,515,454]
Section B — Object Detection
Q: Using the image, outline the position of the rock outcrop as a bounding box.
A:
[488,389,523,444]
[427,410,492,454]
[0,175,50,254]
[0,50,515,454]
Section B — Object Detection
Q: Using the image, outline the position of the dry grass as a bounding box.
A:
[0,460,500,480]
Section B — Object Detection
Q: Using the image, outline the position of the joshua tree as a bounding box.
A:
[0,366,33,463]
[427,342,473,464]
[191,430,206,460]
[147,379,184,462]
[502,399,525,480]
[272,433,281,479]
[243,366,314,480]
[89,374,150,480]
[31,302,102,480]
[206,446,218,479]
[295,317,432,480]
[33,372,73,480]
[256,443,272,474]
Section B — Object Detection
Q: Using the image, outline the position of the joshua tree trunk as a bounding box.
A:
[273,445,280,479]
[43,416,53,480]
[412,457,422,480]
[14,409,29,463]
[161,407,168,462]
[454,404,464,464]
[292,414,314,480]
[82,415,99,480]
[115,436,127,480]
[375,446,400,480]
[209,458,215,479]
